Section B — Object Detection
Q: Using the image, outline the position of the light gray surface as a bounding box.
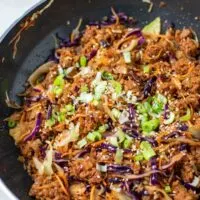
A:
[0,0,46,42]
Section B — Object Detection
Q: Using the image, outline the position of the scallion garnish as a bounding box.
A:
[140,141,156,160]
[80,55,87,67]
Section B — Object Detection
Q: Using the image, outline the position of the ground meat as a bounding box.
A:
[179,38,198,57]
[180,155,195,182]
[172,181,197,200]
[30,175,70,200]
[70,183,88,200]
[69,157,102,184]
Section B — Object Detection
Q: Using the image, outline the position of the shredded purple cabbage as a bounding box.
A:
[46,103,52,119]
[25,95,42,105]
[178,123,188,131]
[150,156,159,185]
[142,137,158,147]
[100,40,110,48]
[108,177,123,183]
[39,144,48,159]
[24,113,42,142]
[126,28,142,38]
[163,131,180,140]
[99,143,132,153]
[107,164,133,173]
[143,76,157,99]
[75,148,90,158]
[87,49,97,60]
[163,103,169,120]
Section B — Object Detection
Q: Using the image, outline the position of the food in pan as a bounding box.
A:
[7,11,200,200]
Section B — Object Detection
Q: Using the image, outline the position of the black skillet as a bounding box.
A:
[0,0,200,199]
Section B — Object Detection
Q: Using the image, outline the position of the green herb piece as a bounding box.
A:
[110,80,122,95]
[134,153,144,162]
[111,108,121,119]
[142,17,161,35]
[77,138,87,149]
[143,65,150,73]
[140,141,156,160]
[164,185,172,193]
[116,128,125,143]
[45,118,56,128]
[102,71,114,80]
[141,118,160,133]
[80,55,87,67]
[179,108,191,122]
[80,84,89,93]
[8,120,17,128]
[98,124,108,133]
[87,131,102,142]
[108,136,118,147]
[115,148,123,164]
[52,74,65,96]
[123,138,132,149]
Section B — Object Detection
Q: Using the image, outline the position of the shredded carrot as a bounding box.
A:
[90,186,96,200]
[90,139,106,147]
[111,7,119,25]
[55,173,69,196]
[69,114,87,121]
[9,0,54,59]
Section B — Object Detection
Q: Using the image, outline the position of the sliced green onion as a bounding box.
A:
[80,84,89,93]
[80,55,87,67]
[116,128,125,143]
[102,71,114,80]
[164,185,171,193]
[123,136,132,149]
[79,92,93,103]
[139,113,149,123]
[164,112,175,125]
[77,138,87,149]
[143,65,150,73]
[57,112,66,122]
[53,74,64,86]
[108,136,118,147]
[87,131,102,142]
[152,94,167,114]
[45,118,56,128]
[123,51,131,63]
[52,74,65,96]
[179,108,191,122]
[140,141,156,160]
[110,80,122,95]
[91,99,99,106]
[94,81,107,100]
[87,132,96,142]
[98,124,108,133]
[96,163,107,172]
[115,148,123,164]
[111,108,121,119]
[65,104,75,115]
[134,153,144,162]
[142,17,161,35]
[141,118,160,133]
[8,120,17,128]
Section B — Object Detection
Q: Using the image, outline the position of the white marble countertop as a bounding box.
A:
[0,0,45,42]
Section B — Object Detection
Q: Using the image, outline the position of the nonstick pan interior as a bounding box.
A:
[0,0,200,199]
